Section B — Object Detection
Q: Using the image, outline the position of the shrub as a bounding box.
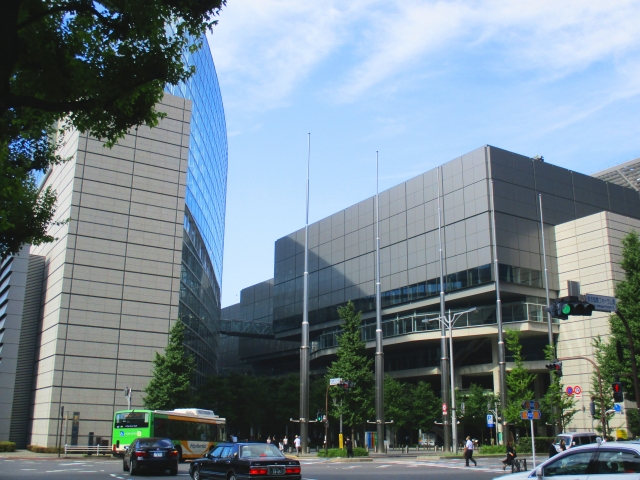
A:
[478,445,506,454]
[26,445,63,454]
[517,436,555,454]
[0,442,16,452]
[316,447,369,457]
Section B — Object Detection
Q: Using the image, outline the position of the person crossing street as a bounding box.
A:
[464,436,477,467]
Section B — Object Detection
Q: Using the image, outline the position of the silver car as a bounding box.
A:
[495,440,640,480]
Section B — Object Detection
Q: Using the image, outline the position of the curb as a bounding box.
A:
[328,458,373,462]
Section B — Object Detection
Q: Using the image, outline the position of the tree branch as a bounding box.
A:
[18,1,104,30]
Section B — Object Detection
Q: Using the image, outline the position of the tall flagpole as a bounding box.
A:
[437,166,451,451]
[300,133,310,454]
[374,151,385,453]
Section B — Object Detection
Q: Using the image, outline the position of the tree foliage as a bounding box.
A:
[384,376,440,435]
[460,384,495,432]
[326,301,374,432]
[195,373,326,441]
[540,344,578,431]
[504,329,536,429]
[143,320,195,411]
[1,0,225,259]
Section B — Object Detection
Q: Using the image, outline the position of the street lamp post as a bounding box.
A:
[423,307,476,453]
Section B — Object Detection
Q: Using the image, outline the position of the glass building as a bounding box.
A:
[166,34,228,381]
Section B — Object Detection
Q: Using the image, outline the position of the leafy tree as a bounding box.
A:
[540,344,578,431]
[327,301,374,439]
[504,329,536,429]
[1,0,225,259]
[460,384,493,433]
[409,381,441,435]
[591,336,617,436]
[143,320,195,410]
[384,376,411,434]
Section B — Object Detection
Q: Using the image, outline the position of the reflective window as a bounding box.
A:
[543,451,595,476]
[595,450,640,474]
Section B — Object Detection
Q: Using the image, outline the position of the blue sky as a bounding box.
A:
[208,0,640,308]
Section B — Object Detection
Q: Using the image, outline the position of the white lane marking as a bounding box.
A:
[376,464,392,468]
[21,469,38,470]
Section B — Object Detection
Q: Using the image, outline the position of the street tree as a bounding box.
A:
[504,329,536,429]
[409,381,441,440]
[460,384,494,433]
[143,320,195,410]
[540,345,578,432]
[1,0,225,259]
[327,301,374,441]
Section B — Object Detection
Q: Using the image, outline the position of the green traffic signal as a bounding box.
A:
[562,304,571,315]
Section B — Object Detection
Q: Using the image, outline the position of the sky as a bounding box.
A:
[208,0,640,308]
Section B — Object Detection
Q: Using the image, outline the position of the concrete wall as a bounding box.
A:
[555,211,640,433]
[29,93,190,447]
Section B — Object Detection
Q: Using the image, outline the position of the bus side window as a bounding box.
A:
[154,418,167,437]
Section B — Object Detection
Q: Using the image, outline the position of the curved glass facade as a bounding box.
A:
[166,34,228,381]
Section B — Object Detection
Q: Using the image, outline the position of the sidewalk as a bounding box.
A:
[0,449,118,460]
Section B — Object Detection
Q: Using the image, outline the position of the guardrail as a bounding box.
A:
[64,445,111,455]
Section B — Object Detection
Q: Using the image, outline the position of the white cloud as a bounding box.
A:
[208,0,640,109]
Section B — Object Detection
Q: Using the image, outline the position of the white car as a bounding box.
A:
[495,440,640,480]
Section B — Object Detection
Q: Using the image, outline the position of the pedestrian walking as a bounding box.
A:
[559,439,566,451]
[464,436,477,467]
[502,441,516,470]
[283,436,288,452]
[549,439,558,458]
[345,437,354,458]
[294,435,301,456]
[279,440,284,453]
[267,436,271,444]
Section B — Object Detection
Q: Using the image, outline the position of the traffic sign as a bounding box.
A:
[520,410,542,420]
[330,378,342,386]
[442,403,448,413]
[574,386,582,397]
[585,294,617,312]
[487,414,494,427]
[521,400,540,410]
[566,386,574,395]
[614,403,624,414]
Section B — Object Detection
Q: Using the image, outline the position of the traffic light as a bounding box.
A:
[546,296,595,320]
[612,382,624,403]
[341,380,354,393]
[316,411,322,422]
[545,360,563,377]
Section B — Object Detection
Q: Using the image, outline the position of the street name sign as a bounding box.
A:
[330,378,342,386]
[520,410,542,420]
[585,294,617,312]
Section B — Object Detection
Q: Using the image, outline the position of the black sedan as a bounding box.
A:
[189,442,301,480]
[123,437,179,475]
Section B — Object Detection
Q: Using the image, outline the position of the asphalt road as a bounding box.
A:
[0,457,511,480]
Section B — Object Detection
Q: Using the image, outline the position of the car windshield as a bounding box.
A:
[240,444,284,458]
[554,435,571,445]
[138,438,173,448]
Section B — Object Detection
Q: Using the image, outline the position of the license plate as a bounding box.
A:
[154,452,163,458]
[268,466,285,475]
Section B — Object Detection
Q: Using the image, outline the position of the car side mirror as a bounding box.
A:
[233,452,238,458]
[124,446,129,452]
[535,466,543,478]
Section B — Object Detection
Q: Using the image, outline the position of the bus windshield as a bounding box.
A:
[115,412,149,429]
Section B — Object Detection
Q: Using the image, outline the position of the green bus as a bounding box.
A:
[112,408,226,460]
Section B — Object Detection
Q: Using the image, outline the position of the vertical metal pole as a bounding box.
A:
[437,166,451,451]
[539,194,559,435]
[300,133,311,454]
[531,419,536,468]
[63,412,68,449]
[538,194,553,348]
[489,179,506,442]
[375,152,385,453]
[448,311,457,453]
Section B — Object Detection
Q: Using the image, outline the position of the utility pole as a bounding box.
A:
[300,133,311,454]
[489,178,507,443]
[538,194,559,436]
[374,151,385,453]
[436,166,450,452]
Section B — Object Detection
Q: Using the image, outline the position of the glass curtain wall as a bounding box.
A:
[166,34,228,382]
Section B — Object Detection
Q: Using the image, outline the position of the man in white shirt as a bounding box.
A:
[294,435,301,456]
[464,436,477,466]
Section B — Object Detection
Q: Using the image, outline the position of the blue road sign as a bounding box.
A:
[487,414,494,427]
[527,410,534,420]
